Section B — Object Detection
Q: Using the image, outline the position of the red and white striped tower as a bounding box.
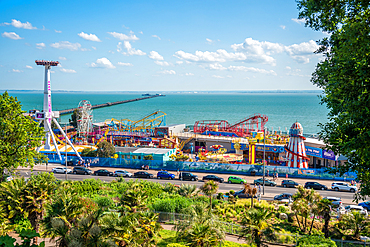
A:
[285,122,310,168]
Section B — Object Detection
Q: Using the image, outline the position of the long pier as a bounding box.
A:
[58,95,164,116]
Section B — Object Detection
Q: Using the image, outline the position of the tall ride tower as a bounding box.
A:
[285,122,310,168]
[35,60,82,162]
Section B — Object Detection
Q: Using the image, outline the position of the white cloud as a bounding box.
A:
[226,75,232,78]
[25,65,33,69]
[152,35,161,40]
[148,51,164,60]
[50,41,81,51]
[36,43,45,49]
[228,65,277,76]
[3,19,36,29]
[176,61,183,65]
[159,70,176,75]
[78,32,101,42]
[207,63,227,70]
[154,61,170,66]
[286,66,291,70]
[55,30,62,33]
[212,75,224,79]
[58,56,67,60]
[90,57,116,69]
[80,48,90,51]
[206,38,214,44]
[117,41,146,56]
[108,32,139,41]
[117,62,133,66]
[60,68,77,73]
[175,49,246,63]
[11,69,22,73]
[285,40,319,63]
[2,32,23,40]
[185,73,194,76]
[92,46,96,50]
[139,31,143,34]
[292,18,306,24]
[280,25,286,30]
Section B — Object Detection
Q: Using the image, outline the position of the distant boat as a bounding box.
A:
[142,93,150,96]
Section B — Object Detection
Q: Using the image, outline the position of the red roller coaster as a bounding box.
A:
[193,113,268,137]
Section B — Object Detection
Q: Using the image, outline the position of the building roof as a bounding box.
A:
[304,137,326,147]
[115,146,174,155]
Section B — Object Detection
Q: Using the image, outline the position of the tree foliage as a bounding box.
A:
[296,0,370,198]
[97,141,116,158]
[0,92,45,181]
[68,109,80,129]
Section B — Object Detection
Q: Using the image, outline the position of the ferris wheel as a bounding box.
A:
[77,100,93,141]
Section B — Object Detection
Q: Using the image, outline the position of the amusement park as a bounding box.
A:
[31,60,350,180]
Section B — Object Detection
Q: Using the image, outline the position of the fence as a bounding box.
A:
[154,211,370,246]
[45,154,357,181]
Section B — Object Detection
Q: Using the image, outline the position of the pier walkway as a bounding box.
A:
[58,95,163,115]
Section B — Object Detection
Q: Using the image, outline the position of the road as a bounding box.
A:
[17,170,360,205]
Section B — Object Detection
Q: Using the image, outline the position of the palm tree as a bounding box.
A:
[175,203,225,247]
[0,177,27,222]
[199,180,219,210]
[119,183,148,213]
[242,183,257,208]
[23,172,58,243]
[178,184,198,198]
[239,207,275,247]
[336,211,370,239]
[317,198,332,238]
[41,187,85,247]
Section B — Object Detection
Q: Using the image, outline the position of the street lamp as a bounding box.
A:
[263,127,266,195]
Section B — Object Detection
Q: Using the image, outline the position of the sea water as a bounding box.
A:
[7,92,329,135]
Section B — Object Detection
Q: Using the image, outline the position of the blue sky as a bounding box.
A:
[0,0,326,91]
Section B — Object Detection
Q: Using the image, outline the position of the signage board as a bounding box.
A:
[322,149,336,160]
[305,146,322,158]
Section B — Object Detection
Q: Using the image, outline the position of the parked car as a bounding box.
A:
[233,189,257,199]
[203,175,224,183]
[324,197,342,208]
[134,171,154,179]
[344,205,368,216]
[52,167,72,174]
[114,170,133,177]
[73,166,92,175]
[358,201,370,211]
[228,176,247,184]
[281,180,300,188]
[157,171,175,180]
[304,182,328,190]
[274,193,293,202]
[331,182,357,193]
[254,178,277,186]
[93,169,113,176]
[179,172,198,181]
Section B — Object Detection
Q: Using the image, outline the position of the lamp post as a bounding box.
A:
[263,127,266,195]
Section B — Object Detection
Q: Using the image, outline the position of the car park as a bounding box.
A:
[179,172,198,181]
[93,169,113,176]
[358,201,370,211]
[344,205,368,216]
[254,178,277,186]
[281,180,300,188]
[114,170,133,177]
[134,171,154,179]
[274,193,293,202]
[73,166,92,175]
[52,167,72,174]
[157,171,175,180]
[228,176,247,184]
[233,189,257,199]
[331,182,357,193]
[203,175,224,183]
[304,182,327,190]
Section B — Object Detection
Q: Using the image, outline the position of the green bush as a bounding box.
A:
[150,196,193,213]
[93,195,114,208]
[297,235,336,247]
[278,205,288,214]
[13,217,32,233]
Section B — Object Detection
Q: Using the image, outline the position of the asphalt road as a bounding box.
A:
[17,170,360,205]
